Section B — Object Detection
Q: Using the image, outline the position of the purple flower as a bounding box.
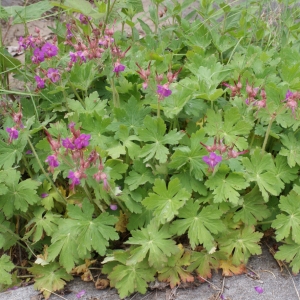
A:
[285,90,293,100]
[110,204,118,210]
[32,48,45,64]
[66,23,73,39]
[41,193,49,198]
[6,127,19,140]
[70,51,77,63]
[35,76,45,89]
[69,51,86,63]
[74,134,91,149]
[68,171,81,186]
[202,152,222,168]
[76,290,86,299]
[45,155,59,168]
[41,42,58,58]
[79,14,91,25]
[26,150,32,155]
[62,138,75,150]
[113,62,125,74]
[254,286,264,294]
[47,68,60,83]
[157,84,172,98]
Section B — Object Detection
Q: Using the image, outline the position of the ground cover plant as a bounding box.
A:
[1,0,300,298]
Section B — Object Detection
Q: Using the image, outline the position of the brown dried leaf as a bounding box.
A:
[115,211,128,233]
[95,278,110,290]
[81,270,93,282]
[219,260,246,276]
[71,259,96,275]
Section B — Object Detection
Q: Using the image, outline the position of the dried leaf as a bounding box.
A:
[219,259,246,276]
[115,211,128,233]
[95,278,109,290]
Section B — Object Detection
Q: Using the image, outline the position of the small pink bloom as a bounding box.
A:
[110,204,118,210]
[47,68,60,83]
[254,286,263,294]
[76,290,86,298]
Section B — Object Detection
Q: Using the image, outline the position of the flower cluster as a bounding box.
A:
[44,123,109,192]
[201,138,248,171]
[5,106,23,143]
[31,42,58,64]
[63,21,128,74]
[222,76,242,97]
[283,89,300,117]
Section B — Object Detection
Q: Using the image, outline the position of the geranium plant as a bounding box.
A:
[1,0,300,298]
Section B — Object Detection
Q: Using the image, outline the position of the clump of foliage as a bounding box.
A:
[1,0,300,298]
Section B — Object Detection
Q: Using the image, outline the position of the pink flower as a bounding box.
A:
[113,61,125,75]
[110,204,118,210]
[62,137,75,150]
[202,152,222,168]
[32,48,45,64]
[41,42,58,58]
[74,134,91,149]
[68,171,81,188]
[79,14,91,25]
[45,155,59,168]
[76,290,86,298]
[254,286,263,294]
[47,68,60,83]
[35,76,45,89]
[41,193,49,198]
[157,84,172,98]
[6,127,19,140]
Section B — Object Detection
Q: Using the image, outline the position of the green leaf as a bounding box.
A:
[0,212,17,251]
[125,220,178,269]
[67,199,119,257]
[48,200,118,272]
[47,219,80,272]
[142,178,191,224]
[205,165,249,205]
[187,250,225,279]
[170,200,225,251]
[108,97,151,134]
[275,155,299,184]
[205,107,253,150]
[108,253,156,299]
[275,238,300,274]
[158,244,194,288]
[279,133,300,167]
[0,138,27,168]
[69,61,98,91]
[233,186,270,226]
[29,262,73,300]
[162,84,191,118]
[107,125,140,159]
[24,207,60,243]
[67,91,107,115]
[0,255,14,285]
[0,170,40,218]
[242,148,282,201]
[272,191,300,244]
[169,129,207,180]
[4,1,52,24]
[138,116,184,163]
[125,160,155,191]
[219,226,263,265]
[51,0,95,16]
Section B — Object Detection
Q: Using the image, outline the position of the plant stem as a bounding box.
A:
[27,138,67,205]
[262,115,275,153]
[110,78,120,108]
[22,156,34,178]
[69,82,85,107]
[257,220,273,225]
[157,99,160,118]
[103,0,111,35]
